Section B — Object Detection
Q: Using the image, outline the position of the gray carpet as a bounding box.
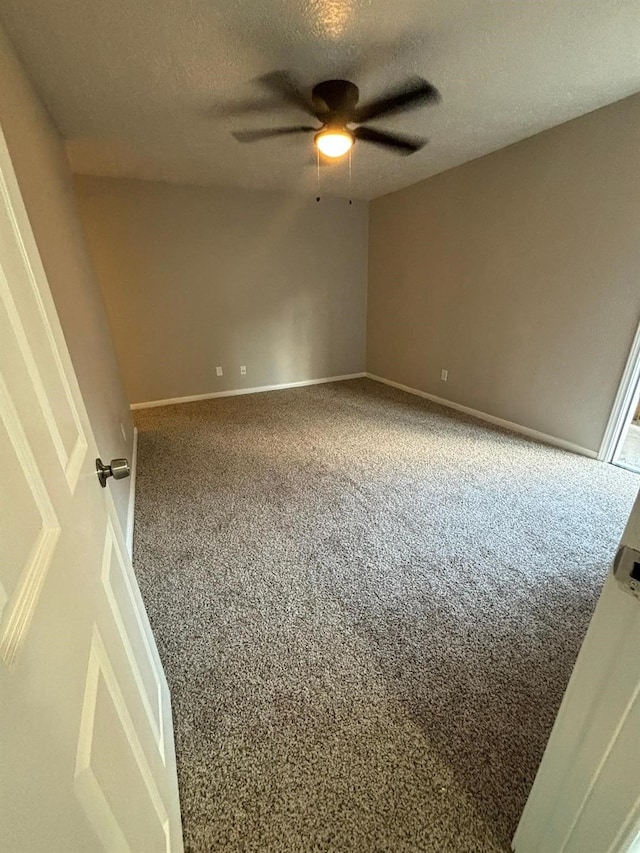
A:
[133,378,639,853]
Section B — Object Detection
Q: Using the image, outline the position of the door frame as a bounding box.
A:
[598,318,640,464]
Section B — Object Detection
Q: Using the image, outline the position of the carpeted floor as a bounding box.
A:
[133,378,639,853]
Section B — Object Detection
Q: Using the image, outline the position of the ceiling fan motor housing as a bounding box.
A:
[312,80,360,122]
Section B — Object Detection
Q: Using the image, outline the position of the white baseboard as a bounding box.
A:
[366,373,598,459]
[129,373,367,410]
[126,426,138,557]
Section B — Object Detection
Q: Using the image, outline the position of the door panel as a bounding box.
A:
[0,197,87,490]
[0,120,183,852]
[75,628,171,853]
[0,412,53,593]
[100,520,166,760]
[0,361,61,665]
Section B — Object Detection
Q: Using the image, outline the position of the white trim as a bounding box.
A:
[599,318,640,463]
[366,373,598,459]
[129,373,367,410]
[125,427,138,557]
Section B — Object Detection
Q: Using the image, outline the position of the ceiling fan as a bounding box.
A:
[231,73,440,159]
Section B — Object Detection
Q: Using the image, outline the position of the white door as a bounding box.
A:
[514,488,640,853]
[0,125,183,851]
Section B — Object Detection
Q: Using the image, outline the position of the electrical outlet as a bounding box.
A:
[216,366,223,377]
[240,365,247,375]
[441,369,448,382]
[120,421,127,442]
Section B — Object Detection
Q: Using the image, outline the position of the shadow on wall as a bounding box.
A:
[223,192,333,384]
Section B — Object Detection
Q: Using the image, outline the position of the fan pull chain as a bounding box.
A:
[316,148,321,202]
[348,148,353,205]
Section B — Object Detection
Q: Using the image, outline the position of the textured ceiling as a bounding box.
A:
[1,0,639,200]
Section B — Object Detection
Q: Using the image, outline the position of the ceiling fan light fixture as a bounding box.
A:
[314,129,354,158]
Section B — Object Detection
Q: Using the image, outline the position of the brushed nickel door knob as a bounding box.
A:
[96,457,130,488]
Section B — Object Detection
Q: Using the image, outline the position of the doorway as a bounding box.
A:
[615,393,640,472]
[600,319,640,474]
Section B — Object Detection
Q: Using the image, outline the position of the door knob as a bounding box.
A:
[96,457,130,488]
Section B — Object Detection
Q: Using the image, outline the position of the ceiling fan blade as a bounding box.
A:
[354,78,440,123]
[232,126,316,143]
[354,126,426,154]
[257,71,316,117]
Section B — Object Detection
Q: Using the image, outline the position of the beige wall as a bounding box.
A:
[74,176,368,404]
[0,27,133,530]
[368,94,640,453]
